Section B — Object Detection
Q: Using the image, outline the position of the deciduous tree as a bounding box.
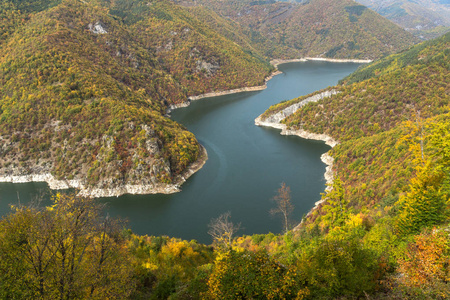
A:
[207,212,241,249]
[271,182,294,234]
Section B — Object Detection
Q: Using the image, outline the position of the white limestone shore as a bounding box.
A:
[0,145,208,198]
[187,70,282,101]
[271,57,372,68]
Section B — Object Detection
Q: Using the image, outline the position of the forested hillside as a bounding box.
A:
[0,0,272,196]
[275,32,449,212]
[179,0,418,59]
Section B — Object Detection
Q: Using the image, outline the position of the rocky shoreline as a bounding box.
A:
[188,70,282,101]
[255,90,339,147]
[0,145,208,198]
[271,57,372,68]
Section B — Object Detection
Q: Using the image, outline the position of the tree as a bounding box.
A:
[394,229,450,298]
[396,117,450,235]
[297,237,383,298]
[395,161,447,235]
[0,193,135,299]
[270,182,294,234]
[205,250,307,299]
[321,177,348,230]
[207,212,241,249]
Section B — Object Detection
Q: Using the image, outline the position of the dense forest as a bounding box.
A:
[255,32,450,299]
[180,0,418,59]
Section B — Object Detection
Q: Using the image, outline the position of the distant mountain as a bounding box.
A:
[181,0,418,59]
[0,0,272,196]
[354,0,450,39]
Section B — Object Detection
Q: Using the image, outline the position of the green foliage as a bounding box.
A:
[205,249,307,299]
[320,177,348,230]
[342,32,450,84]
[345,5,367,16]
[127,235,214,299]
[395,117,450,235]
[396,161,448,235]
[297,237,384,298]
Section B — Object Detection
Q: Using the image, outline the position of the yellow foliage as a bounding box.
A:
[346,213,364,228]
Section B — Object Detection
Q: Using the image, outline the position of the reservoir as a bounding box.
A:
[0,61,361,244]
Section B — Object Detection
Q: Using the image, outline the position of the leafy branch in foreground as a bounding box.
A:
[0,193,135,299]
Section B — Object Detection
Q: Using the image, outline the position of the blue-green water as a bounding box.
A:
[0,61,361,244]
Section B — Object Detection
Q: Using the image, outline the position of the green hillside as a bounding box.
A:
[189,0,418,59]
[0,0,272,195]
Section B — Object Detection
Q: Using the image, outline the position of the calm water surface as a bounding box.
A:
[0,61,361,243]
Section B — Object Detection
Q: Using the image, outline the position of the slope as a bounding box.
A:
[0,0,273,196]
[187,0,418,59]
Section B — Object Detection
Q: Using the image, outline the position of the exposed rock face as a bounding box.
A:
[88,21,108,34]
[196,59,220,76]
[255,89,339,147]
[262,89,339,126]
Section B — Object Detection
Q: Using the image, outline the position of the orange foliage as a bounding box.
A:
[397,230,450,288]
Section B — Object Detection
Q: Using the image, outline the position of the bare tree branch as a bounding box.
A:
[270,183,294,234]
[208,212,241,249]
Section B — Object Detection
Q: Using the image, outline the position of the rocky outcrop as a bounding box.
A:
[255,89,339,147]
[88,21,108,34]
[166,101,191,114]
